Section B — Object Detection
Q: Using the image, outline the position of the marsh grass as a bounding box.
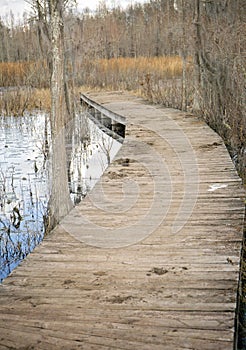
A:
[0,56,189,115]
[0,88,51,116]
[0,61,31,87]
[0,61,49,88]
[81,56,186,89]
[0,60,50,116]
[80,56,193,110]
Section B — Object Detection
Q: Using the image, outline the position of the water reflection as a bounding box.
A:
[0,112,123,282]
[66,112,123,204]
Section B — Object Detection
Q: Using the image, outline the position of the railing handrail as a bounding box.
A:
[80,93,126,125]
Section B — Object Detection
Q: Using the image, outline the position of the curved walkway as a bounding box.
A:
[0,92,245,349]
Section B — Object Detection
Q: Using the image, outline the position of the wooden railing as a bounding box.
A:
[80,93,126,141]
[80,93,126,125]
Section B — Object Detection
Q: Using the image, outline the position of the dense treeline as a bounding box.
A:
[0,1,181,62]
[0,0,245,181]
[0,0,185,87]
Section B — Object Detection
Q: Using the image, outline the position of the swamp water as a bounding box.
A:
[0,112,123,282]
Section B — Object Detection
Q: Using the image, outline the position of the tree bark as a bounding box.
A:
[192,0,202,111]
[48,0,73,227]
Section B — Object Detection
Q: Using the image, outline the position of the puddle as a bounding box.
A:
[0,112,123,282]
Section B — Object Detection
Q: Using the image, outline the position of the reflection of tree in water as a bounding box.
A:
[65,113,121,205]
[99,135,113,168]
[66,113,92,204]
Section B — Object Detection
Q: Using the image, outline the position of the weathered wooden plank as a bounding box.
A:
[0,311,235,331]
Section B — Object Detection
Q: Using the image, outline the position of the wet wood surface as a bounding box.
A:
[0,92,245,349]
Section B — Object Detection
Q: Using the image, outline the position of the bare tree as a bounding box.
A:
[28,0,73,227]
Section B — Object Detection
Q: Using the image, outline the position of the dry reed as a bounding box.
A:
[0,88,51,116]
[79,56,186,90]
[0,61,49,88]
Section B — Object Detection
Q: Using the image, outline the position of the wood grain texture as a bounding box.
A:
[0,92,245,350]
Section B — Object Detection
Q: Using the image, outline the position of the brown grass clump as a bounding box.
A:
[30,89,51,111]
[0,61,29,87]
[0,88,31,116]
[0,88,51,117]
[0,61,49,88]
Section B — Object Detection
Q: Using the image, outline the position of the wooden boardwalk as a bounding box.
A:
[0,91,245,350]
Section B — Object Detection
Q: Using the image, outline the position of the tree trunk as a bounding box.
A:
[49,0,73,227]
[192,0,202,111]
